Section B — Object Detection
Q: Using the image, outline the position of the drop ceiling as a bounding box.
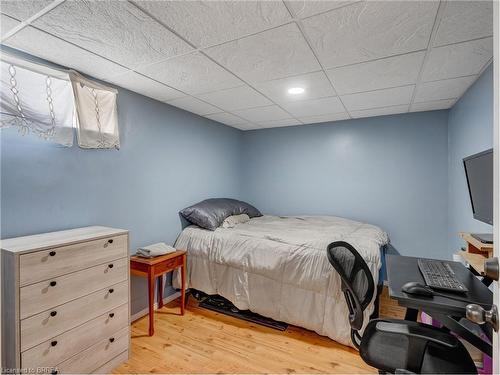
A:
[0,0,493,130]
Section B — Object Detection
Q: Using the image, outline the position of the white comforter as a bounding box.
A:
[174,215,389,347]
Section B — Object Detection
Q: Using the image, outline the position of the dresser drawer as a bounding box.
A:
[92,350,128,374]
[56,327,129,374]
[22,303,128,369]
[20,258,128,319]
[21,280,128,351]
[19,234,128,286]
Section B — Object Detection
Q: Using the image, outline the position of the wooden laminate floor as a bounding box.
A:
[114,288,405,374]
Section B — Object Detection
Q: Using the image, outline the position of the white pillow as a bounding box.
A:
[221,214,250,228]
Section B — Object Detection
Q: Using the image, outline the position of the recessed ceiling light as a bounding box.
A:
[288,87,305,95]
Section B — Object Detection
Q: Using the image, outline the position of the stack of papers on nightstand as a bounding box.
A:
[136,242,176,258]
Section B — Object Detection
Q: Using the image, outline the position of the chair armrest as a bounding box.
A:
[375,321,457,348]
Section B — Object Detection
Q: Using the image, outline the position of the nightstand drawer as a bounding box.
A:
[20,258,128,319]
[22,303,128,368]
[154,256,183,274]
[20,234,128,286]
[21,280,128,351]
[56,327,129,374]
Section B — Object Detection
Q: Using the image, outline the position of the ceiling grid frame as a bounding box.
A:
[0,2,257,127]
[122,0,366,75]
[128,0,308,128]
[282,0,352,119]
[0,0,494,130]
[0,13,223,117]
[0,0,65,42]
[409,0,449,111]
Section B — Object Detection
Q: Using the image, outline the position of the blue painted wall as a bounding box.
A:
[242,111,450,259]
[1,47,493,318]
[447,64,493,252]
[1,87,243,314]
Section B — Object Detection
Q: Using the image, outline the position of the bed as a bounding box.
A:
[173,214,389,347]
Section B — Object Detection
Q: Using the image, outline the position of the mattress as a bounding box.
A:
[173,215,389,347]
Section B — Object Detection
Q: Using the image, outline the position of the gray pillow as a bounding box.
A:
[180,198,262,231]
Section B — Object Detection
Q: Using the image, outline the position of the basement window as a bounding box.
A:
[0,52,120,149]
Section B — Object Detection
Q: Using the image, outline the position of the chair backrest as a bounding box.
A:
[326,241,375,345]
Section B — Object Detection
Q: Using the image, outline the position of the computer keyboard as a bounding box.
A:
[417,259,469,293]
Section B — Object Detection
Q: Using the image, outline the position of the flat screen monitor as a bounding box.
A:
[463,149,493,225]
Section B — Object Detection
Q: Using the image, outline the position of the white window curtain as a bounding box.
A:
[0,53,75,146]
[0,52,119,149]
[70,71,119,149]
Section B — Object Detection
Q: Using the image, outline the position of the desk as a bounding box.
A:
[130,250,186,336]
[386,255,493,356]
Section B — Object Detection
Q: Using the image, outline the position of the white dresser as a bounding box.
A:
[1,226,130,374]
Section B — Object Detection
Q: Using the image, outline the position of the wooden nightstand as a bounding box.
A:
[130,250,186,336]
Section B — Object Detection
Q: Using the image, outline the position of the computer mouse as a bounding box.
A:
[401,281,434,297]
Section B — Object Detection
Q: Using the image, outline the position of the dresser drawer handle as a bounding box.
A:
[108,263,114,269]
[109,337,115,343]
[51,340,58,347]
[49,251,56,257]
[109,312,115,318]
[104,239,114,248]
[49,281,57,287]
[109,288,114,294]
[50,311,57,317]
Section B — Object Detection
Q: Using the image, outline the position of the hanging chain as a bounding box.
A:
[86,86,107,148]
[5,64,58,140]
[44,76,56,138]
[8,64,30,135]
[4,66,116,148]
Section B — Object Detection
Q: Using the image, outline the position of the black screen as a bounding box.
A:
[463,149,493,225]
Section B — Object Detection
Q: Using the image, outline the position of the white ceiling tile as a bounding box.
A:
[303,1,438,68]
[197,85,272,112]
[285,0,358,19]
[327,51,425,95]
[3,26,130,80]
[254,71,335,104]
[422,37,493,82]
[133,0,291,48]
[32,1,193,68]
[257,118,302,128]
[233,123,262,131]
[434,1,493,47]
[232,105,291,123]
[1,13,19,35]
[205,112,249,126]
[167,96,220,116]
[1,0,486,127]
[411,99,456,112]
[341,86,414,112]
[350,104,409,119]
[414,76,477,103]
[281,96,344,117]
[139,52,243,95]
[108,71,184,102]
[205,23,320,83]
[298,112,350,124]
[0,0,53,21]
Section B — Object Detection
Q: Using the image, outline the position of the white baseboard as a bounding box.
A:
[130,291,181,322]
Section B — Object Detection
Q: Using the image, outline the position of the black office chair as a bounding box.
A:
[327,241,477,374]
